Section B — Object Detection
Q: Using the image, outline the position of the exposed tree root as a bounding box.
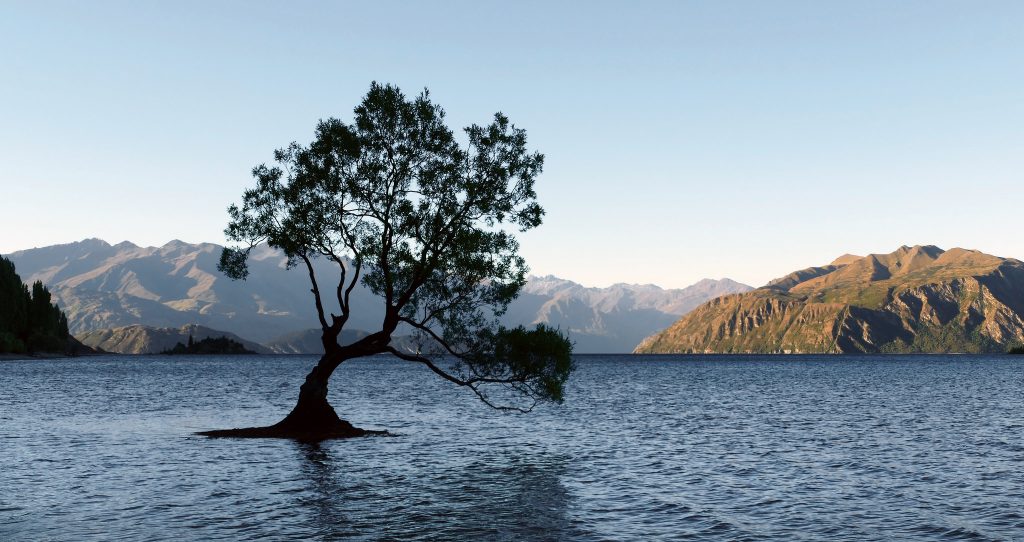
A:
[198,391,388,442]
[197,419,387,442]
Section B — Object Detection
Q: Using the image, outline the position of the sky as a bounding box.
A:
[1,1,1022,288]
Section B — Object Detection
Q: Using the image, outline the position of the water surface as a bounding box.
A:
[2,354,1023,540]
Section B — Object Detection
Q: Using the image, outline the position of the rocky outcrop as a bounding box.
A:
[636,246,1024,354]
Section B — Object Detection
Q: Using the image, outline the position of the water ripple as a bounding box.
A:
[2,354,1024,540]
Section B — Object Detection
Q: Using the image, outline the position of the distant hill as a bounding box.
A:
[6,239,385,343]
[77,324,272,355]
[162,335,257,355]
[7,239,751,353]
[512,276,752,352]
[262,272,752,353]
[635,246,1024,354]
[268,277,753,353]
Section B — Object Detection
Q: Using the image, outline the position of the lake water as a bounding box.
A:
[2,354,1023,541]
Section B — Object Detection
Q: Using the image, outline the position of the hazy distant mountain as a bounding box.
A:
[7,239,751,353]
[7,239,384,343]
[270,275,752,354]
[511,276,752,352]
[77,324,272,355]
[636,246,1024,354]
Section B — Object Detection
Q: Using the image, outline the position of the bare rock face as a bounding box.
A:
[635,246,1024,354]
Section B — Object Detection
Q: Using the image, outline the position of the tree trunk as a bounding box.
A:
[271,362,363,437]
[197,352,378,441]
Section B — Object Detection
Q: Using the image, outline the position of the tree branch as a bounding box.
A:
[398,316,463,357]
[319,247,348,331]
[299,253,329,331]
[384,346,535,413]
[344,258,362,317]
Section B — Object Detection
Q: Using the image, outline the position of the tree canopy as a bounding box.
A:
[0,256,69,353]
[219,83,572,414]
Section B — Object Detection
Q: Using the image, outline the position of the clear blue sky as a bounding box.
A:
[2,1,1021,288]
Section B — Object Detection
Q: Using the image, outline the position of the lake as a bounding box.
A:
[2,354,1023,540]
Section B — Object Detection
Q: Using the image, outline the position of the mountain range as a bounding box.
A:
[6,239,751,353]
[76,324,273,355]
[508,275,750,352]
[635,245,1024,354]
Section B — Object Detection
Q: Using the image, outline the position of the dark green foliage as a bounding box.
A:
[0,332,24,353]
[220,82,572,411]
[459,324,574,407]
[162,336,256,355]
[218,247,249,281]
[0,257,69,353]
[879,338,910,353]
[1009,345,1024,354]
[881,323,1002,353]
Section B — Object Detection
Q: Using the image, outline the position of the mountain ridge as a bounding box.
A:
[6,238,751,353]
[634,245,1019,354]
[77,324,273,355]
[635,245,1024,354]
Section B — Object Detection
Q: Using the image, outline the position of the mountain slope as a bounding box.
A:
[511,276,751,352]
[7,239,751,353]
[273,275,752,354]
[635,245,1024,354]
[7,239,385,343]
[77,324,273,354]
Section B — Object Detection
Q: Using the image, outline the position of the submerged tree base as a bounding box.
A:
[197,419,387,442]
[197,378,392,442]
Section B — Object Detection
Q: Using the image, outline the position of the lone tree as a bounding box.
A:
[201,83,573,440]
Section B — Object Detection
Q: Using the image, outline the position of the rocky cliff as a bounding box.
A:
[635,246,1024,354]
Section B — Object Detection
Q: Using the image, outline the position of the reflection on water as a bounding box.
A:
[297,443,354,538]
[295,440,578,541]
[2,354,1024,540]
